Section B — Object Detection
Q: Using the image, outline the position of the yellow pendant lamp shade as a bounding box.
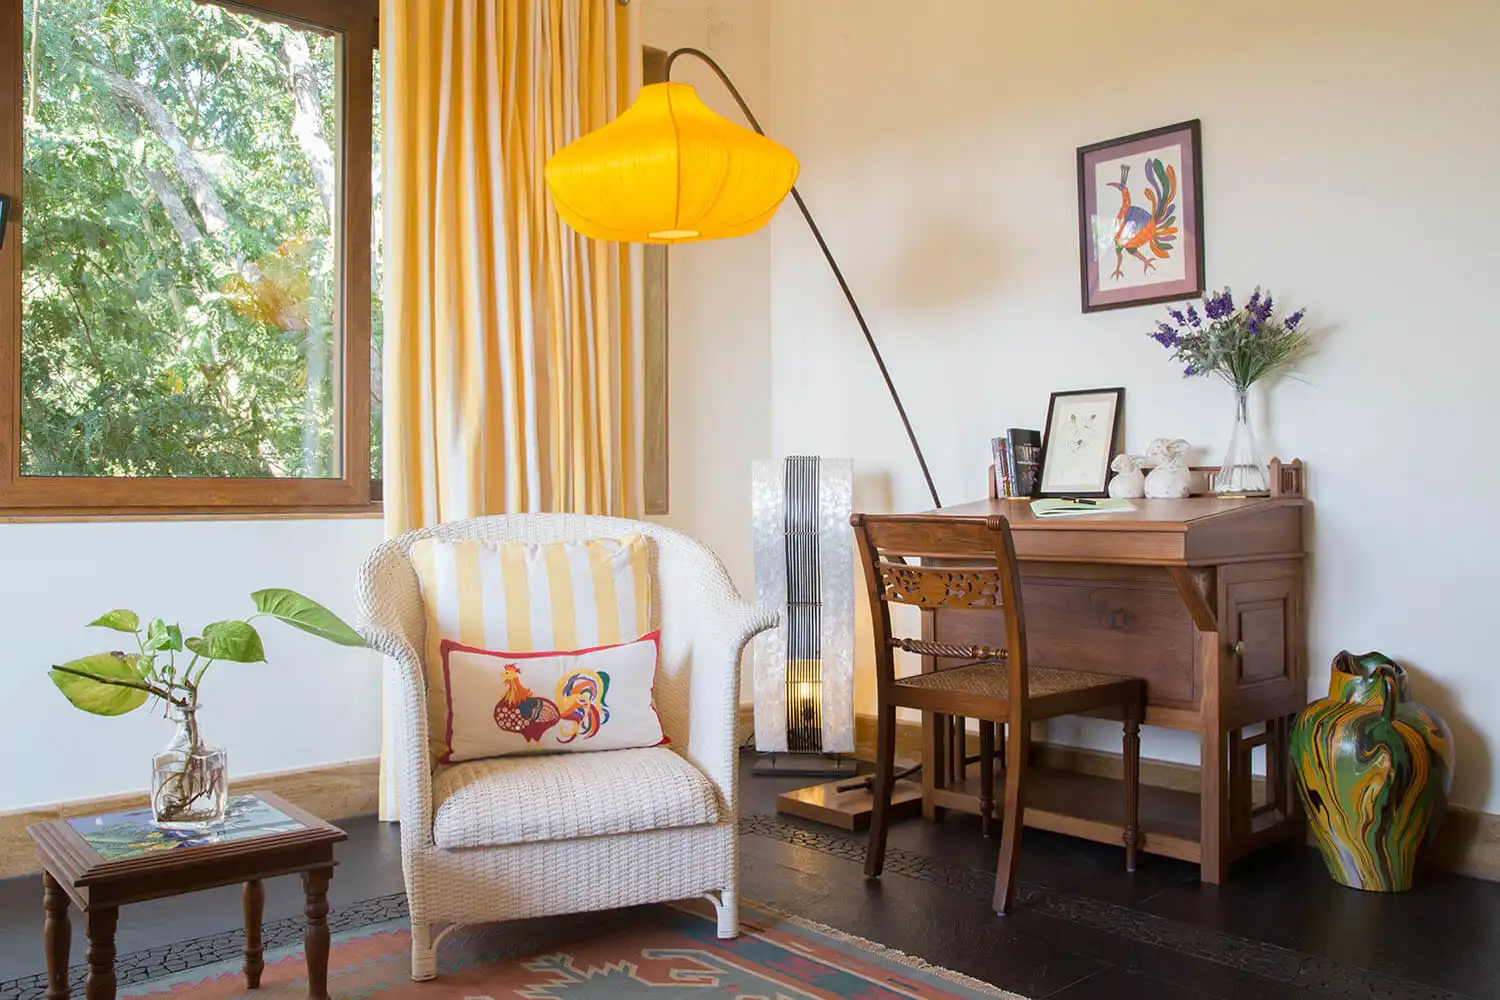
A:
[545,82,800,245]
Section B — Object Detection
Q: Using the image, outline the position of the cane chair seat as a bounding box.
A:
[895,660,1131,701]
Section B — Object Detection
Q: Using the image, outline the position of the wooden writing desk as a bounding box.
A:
[915,493,1308,883]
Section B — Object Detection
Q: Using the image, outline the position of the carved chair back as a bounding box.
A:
[850,514,1029,721]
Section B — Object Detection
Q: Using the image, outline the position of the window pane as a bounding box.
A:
[20,0,342,478]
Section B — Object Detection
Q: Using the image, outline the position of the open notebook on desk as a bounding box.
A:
[1029,498,1136,517]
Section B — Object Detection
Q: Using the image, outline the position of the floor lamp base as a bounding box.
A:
[774,773,925,831]
[751,753,861,779]
[748,752,924,831]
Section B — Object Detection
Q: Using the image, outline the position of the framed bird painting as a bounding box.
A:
[1077,119,1205,312]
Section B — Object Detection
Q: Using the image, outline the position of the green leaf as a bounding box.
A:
[145,618,184,653]
[199,621,266,663]
[185,637,209,657]
[50,652,149,716]
[89,610,140,633]
[251,589,366,648]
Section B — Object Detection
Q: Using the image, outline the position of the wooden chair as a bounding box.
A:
[851,513,1146,914]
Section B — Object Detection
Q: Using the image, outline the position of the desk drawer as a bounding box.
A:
[931,576,1198,708]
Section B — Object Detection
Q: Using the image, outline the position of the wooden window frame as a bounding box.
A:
[0,0,379,517]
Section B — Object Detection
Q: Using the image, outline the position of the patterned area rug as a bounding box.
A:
[120,901,1024,999]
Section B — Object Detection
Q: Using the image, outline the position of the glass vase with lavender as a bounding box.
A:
[1147,288,1312,496]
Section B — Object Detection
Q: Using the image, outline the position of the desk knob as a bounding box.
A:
[1232,640,1246,659]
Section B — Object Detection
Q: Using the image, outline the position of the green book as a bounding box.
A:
[1029,498,1136,518]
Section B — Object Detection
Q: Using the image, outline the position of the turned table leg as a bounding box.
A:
[43,871,71,1000]
[303,867,332,1000]
[86,906,119,1000]
[1123,704,1143,873]
[243,879,266,988]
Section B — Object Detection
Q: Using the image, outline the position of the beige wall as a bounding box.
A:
[765,0,1500,810]
[643,0,774,700]
[642,0,772,602]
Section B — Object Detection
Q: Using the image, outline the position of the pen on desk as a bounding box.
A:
[1060,497,1098,505]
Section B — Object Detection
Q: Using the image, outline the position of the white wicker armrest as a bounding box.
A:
[685,595,778,813]
[355,537,436,844]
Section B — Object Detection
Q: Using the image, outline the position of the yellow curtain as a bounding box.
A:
[379,0,642,820]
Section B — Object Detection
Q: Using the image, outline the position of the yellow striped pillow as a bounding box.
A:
[410,534,654,760]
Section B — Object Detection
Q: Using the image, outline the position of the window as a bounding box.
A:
[0,0,378,513]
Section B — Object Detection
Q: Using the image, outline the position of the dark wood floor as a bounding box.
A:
[2,760,1495,999]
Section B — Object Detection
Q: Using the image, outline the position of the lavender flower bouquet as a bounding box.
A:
[1148,288,1310,392]
[1146,288,1312,495]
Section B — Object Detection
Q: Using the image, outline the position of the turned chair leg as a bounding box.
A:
[1123,698,1143,872]
[978,722,996,838]
[992,713,1028,915]
[864,703,898,878]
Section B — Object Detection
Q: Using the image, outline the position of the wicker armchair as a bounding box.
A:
[355,514,775,980]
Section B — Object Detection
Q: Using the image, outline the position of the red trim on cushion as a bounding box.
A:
[437,632,667,759]
[437,639,460,764]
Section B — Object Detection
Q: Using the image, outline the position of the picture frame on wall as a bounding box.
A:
[1077,119,1204,313]
[1037,388,1125,498]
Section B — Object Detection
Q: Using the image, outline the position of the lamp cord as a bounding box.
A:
[665,47,942,510]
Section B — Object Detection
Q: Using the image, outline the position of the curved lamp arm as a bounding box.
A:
[666,47,942,510]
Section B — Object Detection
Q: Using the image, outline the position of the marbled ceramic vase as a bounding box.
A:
[1290,651,1454,891]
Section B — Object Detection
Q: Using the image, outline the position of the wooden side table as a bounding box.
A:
[27,791,347,1000]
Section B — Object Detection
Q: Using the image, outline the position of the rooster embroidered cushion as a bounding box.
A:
[438,633,666,761]
[409,534,656,761]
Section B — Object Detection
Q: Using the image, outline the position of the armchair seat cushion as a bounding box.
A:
[431,746,722,849]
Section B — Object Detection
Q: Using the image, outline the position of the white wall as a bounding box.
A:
[0,518,384,810]
[766,0,1500,812]
[644,0,773,697]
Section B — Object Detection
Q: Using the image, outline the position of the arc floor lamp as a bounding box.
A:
[546,43,937,818]
[545,46,940,510]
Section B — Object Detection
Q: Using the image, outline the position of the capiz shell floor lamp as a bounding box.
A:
[751,456,858,779]
[544,44,938,826]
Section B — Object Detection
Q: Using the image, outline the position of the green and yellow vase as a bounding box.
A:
[1290,651,1454,892]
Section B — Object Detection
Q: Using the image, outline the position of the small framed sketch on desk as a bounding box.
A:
[1037,387,1125,498]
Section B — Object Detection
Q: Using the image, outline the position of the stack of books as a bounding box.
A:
[991,428,1041,499]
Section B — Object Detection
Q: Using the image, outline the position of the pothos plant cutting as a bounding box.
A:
[49,590,367,829]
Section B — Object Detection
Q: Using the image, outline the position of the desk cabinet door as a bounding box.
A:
[1222,561,1304,714]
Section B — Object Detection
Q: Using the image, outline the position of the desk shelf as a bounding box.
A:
[932,766,1198,863]
[931,765,1294,866]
